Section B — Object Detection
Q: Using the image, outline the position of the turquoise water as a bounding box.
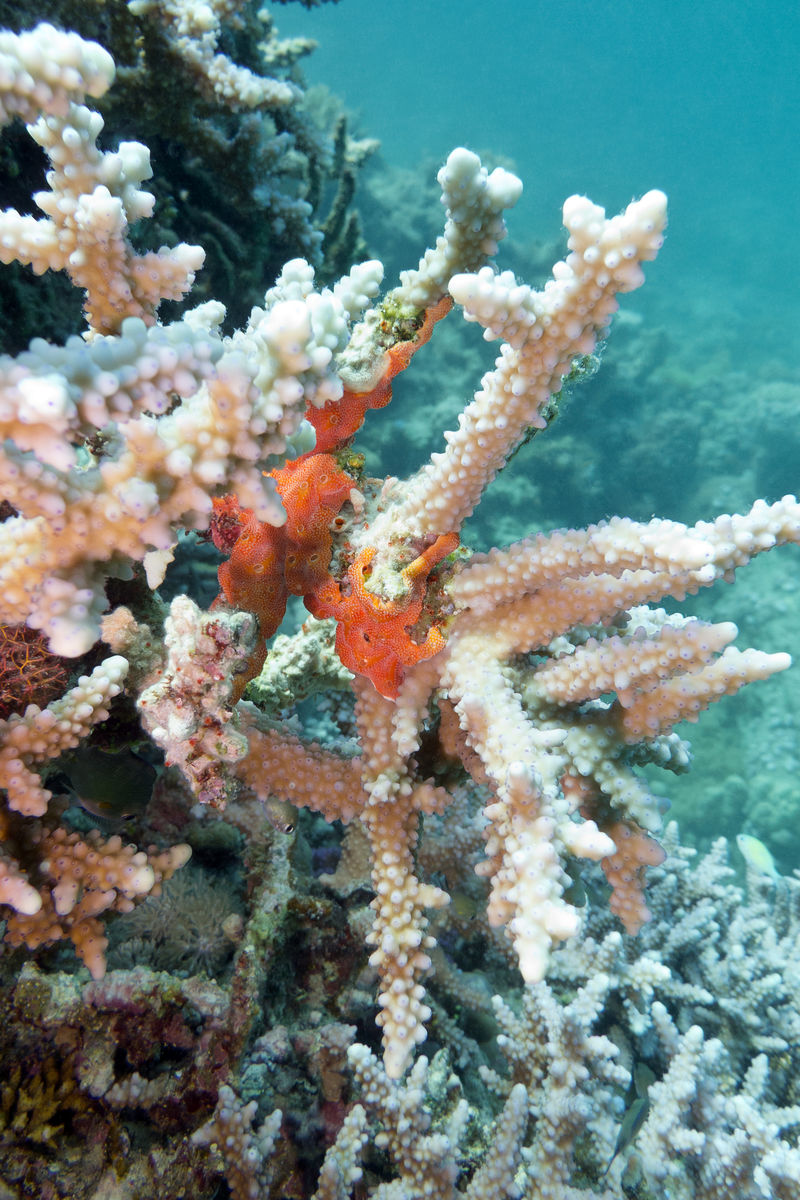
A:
[279,0,800,347]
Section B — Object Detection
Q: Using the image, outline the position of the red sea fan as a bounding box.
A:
[0,623,70,719]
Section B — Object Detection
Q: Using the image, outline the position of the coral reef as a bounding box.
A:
[0,18,798,1200]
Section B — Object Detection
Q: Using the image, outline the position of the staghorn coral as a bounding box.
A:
[0,643,191,975]
[0,20,799,1199]
[191,1082,283,1199]
[222,167,798,1075]
[0,1,374,348]
[126,0,302,112]
[517,828,800,1198]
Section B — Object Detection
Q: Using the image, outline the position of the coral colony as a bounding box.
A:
[0,18,799,1200]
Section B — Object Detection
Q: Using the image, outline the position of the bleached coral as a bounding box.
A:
[0,23,114,122]
[0,22,202,335]
[0,263,381,654]
[191,1082,283,1199]
[448,831,800,1199]
[0,25,384,657]
[315,181,796,1071]
[0,656,129,817]
[364,187,666,545]
[0,652,191,974]
[637,1007,800,1200]
[128,0,302,111]
[343,1043,528,1199]
[215,157,798,1078]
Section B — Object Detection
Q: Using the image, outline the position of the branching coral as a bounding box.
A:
[214,156,796,1075]
[0,30,383,655]
[0,2,373,348]
[127,0,302,112]
[0,21,799,1197]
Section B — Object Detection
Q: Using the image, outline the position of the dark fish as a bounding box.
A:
[602,1063,654,1178]
[563,861,610,909]
[60,746,156,821]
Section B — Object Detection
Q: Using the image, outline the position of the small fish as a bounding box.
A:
[263,795,297,834]
[449,890,479,923]
[60,746,156,822]
[632,1062,655,1097]
[562,866,587,909]
[736,833,780,881]
[603,1063,654,1178]
[563,861,610,910]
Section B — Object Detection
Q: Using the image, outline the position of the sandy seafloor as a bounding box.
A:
[276,0,800,871]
